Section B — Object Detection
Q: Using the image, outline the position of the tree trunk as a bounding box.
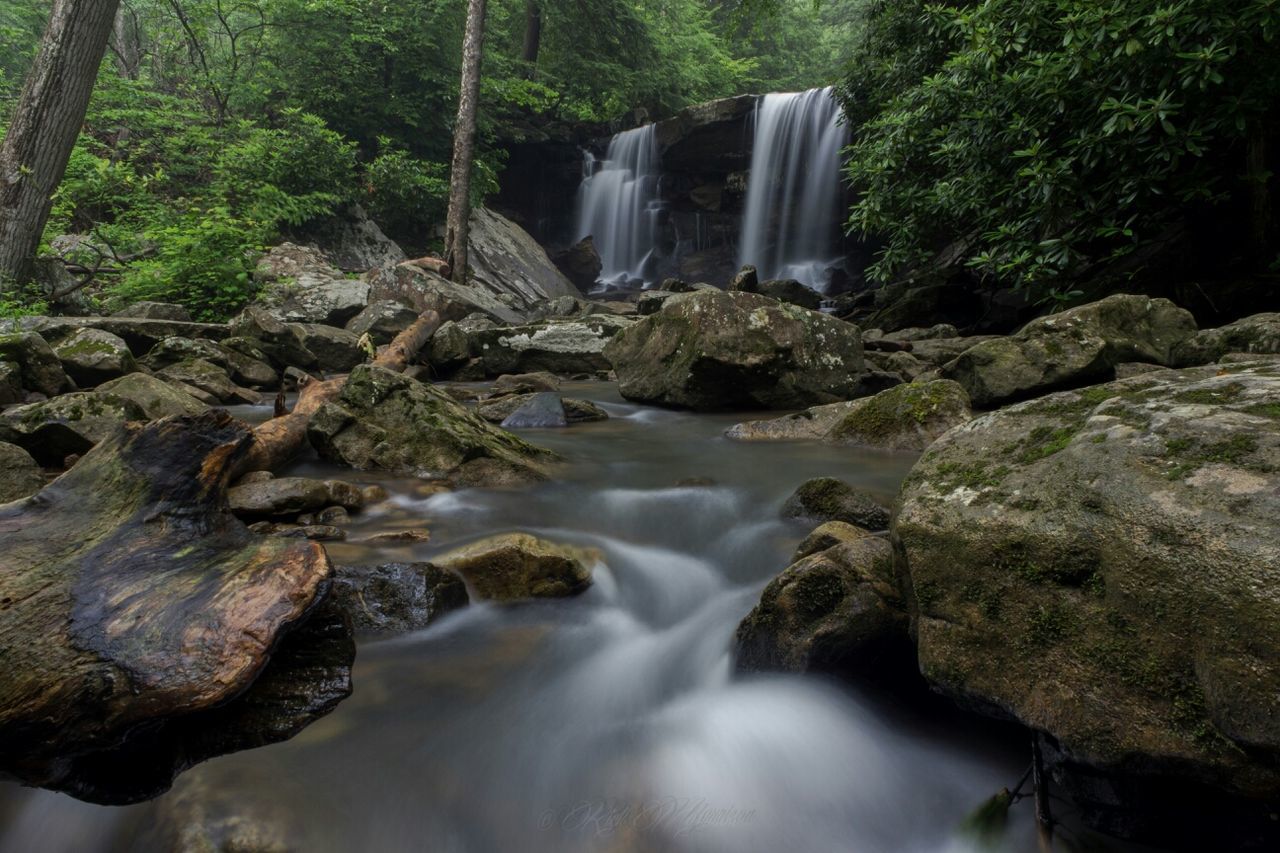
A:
[521,1,542,78]
[443,0,488,284]
[0,0,121,291]
[110,5,141,80]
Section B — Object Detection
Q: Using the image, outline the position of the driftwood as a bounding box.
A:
[0,410,342,802]
[405,254,452,279]
[234,309,441,478]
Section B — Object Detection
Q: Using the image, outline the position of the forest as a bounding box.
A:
[1,3,1279,853]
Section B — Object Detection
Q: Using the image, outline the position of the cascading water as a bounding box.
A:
[575,125,662,289]
[738,87,849,292]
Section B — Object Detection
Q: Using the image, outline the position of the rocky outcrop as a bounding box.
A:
[307,364,557,486]
[781,477,891,531]
[435,532,596,601]
[0,441,43,503]
[298,203,407,272]
[367,264,526,325]
[331,562,468,637]
[52,327,138,387]
[940,294,1197,407]
[605,290,866,410]
[254,243,370,326]
[468,207,582,309]
[894,361,1280,844]
[1172,312,1280,366]
[727,380,971,451]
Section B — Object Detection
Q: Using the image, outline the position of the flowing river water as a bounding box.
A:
[0,382,1058,853]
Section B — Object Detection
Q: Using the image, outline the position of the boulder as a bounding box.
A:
[253,243,370,326]
[367,263,526,325]
[0,441,43,503]
[728,265,758,292]
[435,532,595,601]
[493,371,561,395]
[499,392,568,428]
[111,302,192,322]
[52,327,138,387]
[426,319,478,371]
[888,324,960,341]
[906,336,1003,367]
[289,324,365,373]
[894,361,1280,844]
[344,300,419,344]
[0,361,22,404]
[0,331,71,397]
[1,316,228,355]
[781,477,891,531]
[466,207,582,311]
[331,562,469,638]
[471,315,633,376]
[0,391,145,464]
[306,364,556,486]
[300,204,407,272]
[550,236,603,291]
[604,290,866,411]
[757,278,822,310]
[792,520,871,560]
[636,290,677,315]
[478,393,607,426]
[144,336,279,390]
[228,306,319,371]
[940,294,1197,407]
[157,359,260,405]
[734,535,908,679]
[227,477,336,519]
[96,374,208,420]
[1172,312,1280,367]
[727,380,972,452]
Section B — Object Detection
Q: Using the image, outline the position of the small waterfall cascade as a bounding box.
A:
[574,124,662,289]
[738,87,849,292]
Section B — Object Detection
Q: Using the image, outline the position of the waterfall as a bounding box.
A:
[575,125,662,289]
[738,87,849,292]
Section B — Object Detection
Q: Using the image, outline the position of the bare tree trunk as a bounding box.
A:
[443,0,488,285]
[110,4,141,80]
[521,1,542,79]
[0,0,121,291]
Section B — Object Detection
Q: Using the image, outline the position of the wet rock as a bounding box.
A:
[157,358,260,405]
[0,391,145,464]
[605,290,867,411]
[493,371,561,395]
[0,331,71,397]
[228,477,334,518]
[436,532,595,601]
[254,242,370,326]
[940,294,1197,407]
[149,769,303,853]
[735,536,908,679]
[781,477,891,531]
[550,236,603,291]
[344,299,419,344]
[0,441,44,503]
[275,524,346,542]
[792,520,871,561]
[499,392,568,428]
[478,393,607,425]
[471,314,633,376]
[307,364,556,485]
[354,529,432,545]
[144,336,278,389]
[1172,312,1280,366]
[315,506,349,525]
[728,265,758,292]
[331,562,469,637]
[237,470,275,486]
[323,479,365,510]
[52,327,138,387]
[894,362,1280,841]
[757,278,822,310]
[289,323,365,373]
[361,484,389,504]
[727,380,971,452]
[96,373,208,419]
[112,301,192,322]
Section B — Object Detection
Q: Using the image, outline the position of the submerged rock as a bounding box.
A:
[52,327,137,387]
[436,532,595,601]
[894,361,1280,842]
[0,441,43,503]
[307,364,556,485]
[781,477,891,531]
[478,393,608,426]
[604,290,867,411]
[331,562,469,637]
[499,392,568,428]
[940,294,1197,407]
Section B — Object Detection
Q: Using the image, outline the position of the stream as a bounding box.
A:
[0,382,1046,852]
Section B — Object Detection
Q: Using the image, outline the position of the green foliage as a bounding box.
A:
[363,142,451,247]
[841,0,1280,297]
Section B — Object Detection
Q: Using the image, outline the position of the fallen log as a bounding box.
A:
[0,410,339,802]
[234,309,441,478]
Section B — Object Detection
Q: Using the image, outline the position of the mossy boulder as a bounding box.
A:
[0,391,145,464]
[435,532,595,601]
[734,535,909,679]
[288,323,365,373]
[144,336,278,389]
[0,331,71,397]
[727,379,971,452]
[894,361,1280,838]
[604,289,867,411]
[52,327,138,387]
[0,441,44,503]
[941,294,1197,407]
[306,364,556,486]
[96,374,208,420]
[756,278,822,310]
[157,358,260,405]
[781,477,891,530]
[1172,312,1280,367]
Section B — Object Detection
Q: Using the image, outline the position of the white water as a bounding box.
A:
[575,125,662,288]
[738,87,849,292]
